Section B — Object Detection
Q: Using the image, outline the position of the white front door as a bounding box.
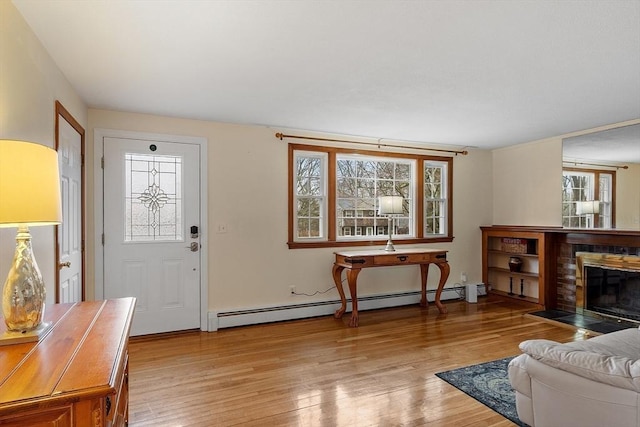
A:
[103,137,201,336]
[56,104,84,303]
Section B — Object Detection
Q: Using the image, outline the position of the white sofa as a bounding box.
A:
[508,327,640,427]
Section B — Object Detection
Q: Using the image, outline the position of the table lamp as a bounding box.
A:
[378,195,404,252]
[0,140,62,335]
[576,200,600,215]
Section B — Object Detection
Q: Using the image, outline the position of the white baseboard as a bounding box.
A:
[208,284,485,331]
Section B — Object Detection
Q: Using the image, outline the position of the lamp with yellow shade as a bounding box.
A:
[0,140,62,343]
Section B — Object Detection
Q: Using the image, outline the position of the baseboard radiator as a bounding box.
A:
[208,284,485,331]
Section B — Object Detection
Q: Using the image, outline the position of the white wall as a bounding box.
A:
[88,109,493,313]
[0,1,87,304]
[491,119,640,229]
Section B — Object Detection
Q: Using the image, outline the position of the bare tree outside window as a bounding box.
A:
[295,154,326,239]
[336,156,412,239]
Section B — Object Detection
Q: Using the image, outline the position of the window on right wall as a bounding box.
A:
[562,167,616,228]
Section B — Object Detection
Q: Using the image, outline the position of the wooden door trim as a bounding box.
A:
[54,100,86,302]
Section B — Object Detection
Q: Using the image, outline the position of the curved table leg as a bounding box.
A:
[332,264,347,319]
[346,268,361,327]
[420,263,430,308]
[434,262,450,314]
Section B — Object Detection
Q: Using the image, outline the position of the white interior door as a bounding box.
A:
[103,137,201,336]
[56,104,83,303]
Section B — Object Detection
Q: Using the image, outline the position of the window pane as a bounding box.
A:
[336,154,415,240]
[376,180,395,195]
[376,161,394,179]
[337,178,357,197]
[395,163,411,180]
[294,152,327,240]
[309,219,321,237]
[424,162,447,236]
[357,160,376,178]
[297,199,310,216]
[125,153,183,242]
[357,180,375,198]
[337,159,355,177]
[297,218,310,238]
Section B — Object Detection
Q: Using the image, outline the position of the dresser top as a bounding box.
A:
[0,298,135,414]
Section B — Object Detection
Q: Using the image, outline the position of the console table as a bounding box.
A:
[0,298,135,426]
[332,248,450,327]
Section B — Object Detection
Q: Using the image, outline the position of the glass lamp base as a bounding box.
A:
[2,226,46,332]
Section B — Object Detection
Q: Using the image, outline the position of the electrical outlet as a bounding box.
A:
[461,272,468,284]
[289,285,296,295]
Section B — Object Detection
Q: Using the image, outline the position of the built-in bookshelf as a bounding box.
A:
[481,226,548,307]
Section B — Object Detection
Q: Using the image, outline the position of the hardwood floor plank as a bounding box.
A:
[128,297,585,426]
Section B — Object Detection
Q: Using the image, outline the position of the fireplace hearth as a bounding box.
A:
[576,253,640,323]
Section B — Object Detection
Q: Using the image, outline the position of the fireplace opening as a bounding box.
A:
[585,266,640,322]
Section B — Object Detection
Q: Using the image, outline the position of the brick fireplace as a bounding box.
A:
[575,252,640,322]
[554,231,640,316]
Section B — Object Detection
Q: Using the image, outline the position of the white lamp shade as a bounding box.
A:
[0,140,62,227]
[378,196,404,215]
[576,200,600,215]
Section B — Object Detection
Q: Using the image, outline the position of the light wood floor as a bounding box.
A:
[128,297,586,426]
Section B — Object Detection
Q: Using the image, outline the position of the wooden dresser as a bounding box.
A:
[0,298,135,426]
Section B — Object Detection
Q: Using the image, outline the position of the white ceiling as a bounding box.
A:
[12,0,640,150]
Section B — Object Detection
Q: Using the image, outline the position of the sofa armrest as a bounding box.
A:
[508,354,532,397]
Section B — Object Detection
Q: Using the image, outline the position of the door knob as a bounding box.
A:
[59,261,71,269]
[185,242,199,252]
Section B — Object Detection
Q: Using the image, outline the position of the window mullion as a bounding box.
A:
[416,160,424,238]
[327,151,336,241]
[446,159,453,236]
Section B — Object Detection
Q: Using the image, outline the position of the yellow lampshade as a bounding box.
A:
[0,140,62,227]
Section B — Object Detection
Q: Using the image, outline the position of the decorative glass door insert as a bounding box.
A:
[125,153,183,241]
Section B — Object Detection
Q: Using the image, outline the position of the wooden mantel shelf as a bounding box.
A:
[481,225,640,237]
[481,225,640,247]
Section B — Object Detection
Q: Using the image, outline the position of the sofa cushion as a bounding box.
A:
[519,327,640,392]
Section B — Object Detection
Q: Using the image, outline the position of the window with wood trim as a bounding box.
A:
[289,144,453,248]
[562,167,616,228]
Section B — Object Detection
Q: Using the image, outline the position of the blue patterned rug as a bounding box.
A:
[435,356,528,426]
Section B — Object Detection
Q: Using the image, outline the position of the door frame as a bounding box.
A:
[94,128,209,332]
[55,100,85,303]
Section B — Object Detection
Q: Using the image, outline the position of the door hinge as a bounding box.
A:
[102,234,105,245]
[101,157,104,169]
